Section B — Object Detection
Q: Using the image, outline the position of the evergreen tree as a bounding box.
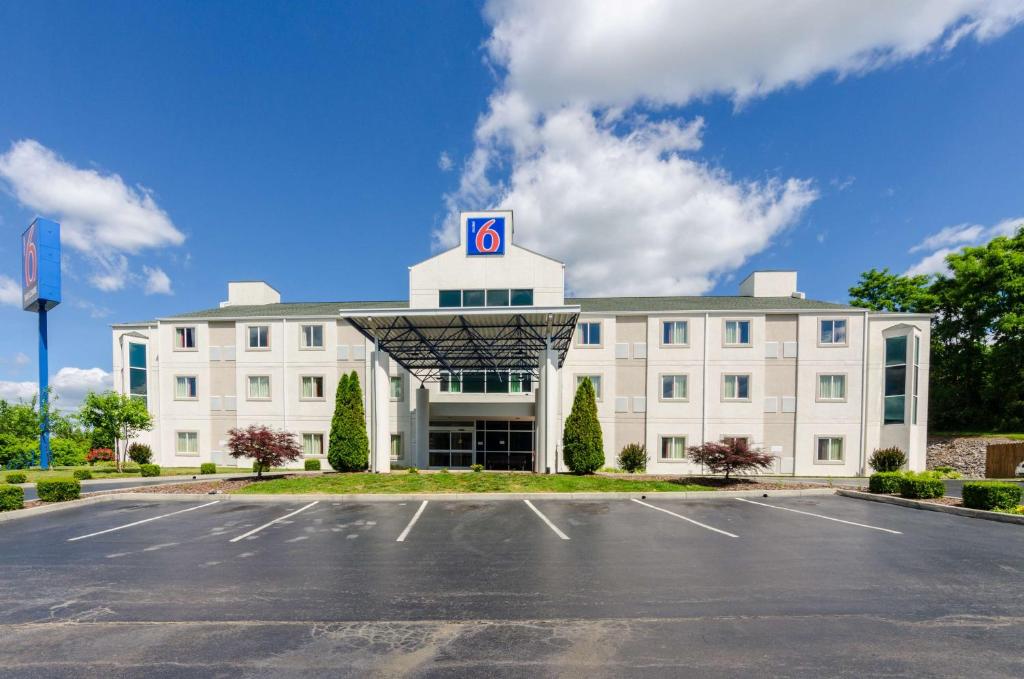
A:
[562,377,605,474]
[328,371,370,471]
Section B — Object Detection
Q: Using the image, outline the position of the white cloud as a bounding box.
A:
[0,275,20,306]
[0,367,112,410]
[0,139,185,292]
[72,299,113,319]
[13,352,29,366]
[438,151,454,172]
[143,266,173,295]
[905,217,1024,276]
[439,1,1023,295]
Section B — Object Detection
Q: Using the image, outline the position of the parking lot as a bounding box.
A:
[1,494,1022,677]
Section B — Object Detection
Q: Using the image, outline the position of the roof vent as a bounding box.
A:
[223,281,281,307]
[739,271,798,297]
[791,291,806,300]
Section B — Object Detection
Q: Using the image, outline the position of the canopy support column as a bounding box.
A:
[369,346,391,473]
[535,341,559,474]
[415,385,429,468]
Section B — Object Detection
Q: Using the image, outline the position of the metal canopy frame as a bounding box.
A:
[341,306,580,382]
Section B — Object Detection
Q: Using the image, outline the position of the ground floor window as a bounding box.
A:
[302,433,323,457]
[660,436,687,460]
[390,434,403,461]
[176,431,199,456]
[816,436,844,462]
[722,374,750,400]
[722,436,749,448]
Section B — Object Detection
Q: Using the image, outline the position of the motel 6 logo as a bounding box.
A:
[23,222,38,289]
[466,216,506,256]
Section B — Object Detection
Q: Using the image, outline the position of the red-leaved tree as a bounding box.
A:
[226,425,302,478]
[687,439,775,481]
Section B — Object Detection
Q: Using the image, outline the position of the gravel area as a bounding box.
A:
[926,436,1018,477]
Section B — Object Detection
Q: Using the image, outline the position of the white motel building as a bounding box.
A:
[112,211,930,476]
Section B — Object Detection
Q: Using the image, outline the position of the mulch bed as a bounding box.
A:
[600,474,827,491]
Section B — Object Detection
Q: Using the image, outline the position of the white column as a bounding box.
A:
[370,349,391,473]
[415,385,429,468]
[535,346,559,473]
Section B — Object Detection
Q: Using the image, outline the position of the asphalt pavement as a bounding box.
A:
[0,493,1021,677]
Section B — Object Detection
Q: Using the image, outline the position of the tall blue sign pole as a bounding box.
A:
[21,219,61,470]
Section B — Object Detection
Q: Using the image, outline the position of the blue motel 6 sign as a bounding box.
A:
[466,216,506,256]
[21,218,61,470]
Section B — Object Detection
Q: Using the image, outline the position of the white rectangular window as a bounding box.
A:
[302,433,324,456]
[885,335,908,424]
[722,436,749,448]
[816,436,844,462]
[819,319,848,345]
[300,324,324,349]
[176,431,199,455]
[661,374,688,400]
[576,374,602,399]
[247,375,271,400]
[723,374,750,400]
[248,325,270,349]
[390,376,403,400]
[660,436,687,460]
[913,336,920,425]
[301,376,325,399]
[174,327,196,350]
[724,320,751,346]
[390,434,403,461]
[578,322,601,346]
[817,374,847,401]
[662,320,689,345]
[174,376,197,399]
[440,371,462,393]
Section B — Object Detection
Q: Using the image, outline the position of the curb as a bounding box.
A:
[837,489,1024,526]
[0,487,839,520]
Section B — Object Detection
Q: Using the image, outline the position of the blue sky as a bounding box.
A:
[1,1,1022,406]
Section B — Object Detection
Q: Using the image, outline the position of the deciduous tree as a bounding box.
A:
[687,439,774,481]
[226,425,302,478]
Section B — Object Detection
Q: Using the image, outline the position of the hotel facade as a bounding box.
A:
[112,211,930,476]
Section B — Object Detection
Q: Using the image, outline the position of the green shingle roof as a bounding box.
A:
[135,295,854,323]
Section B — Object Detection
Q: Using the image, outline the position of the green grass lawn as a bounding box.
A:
[233,472,719,495]
[5,466,242,483]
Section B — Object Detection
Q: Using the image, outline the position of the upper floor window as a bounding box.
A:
[820,319,848,345]
[575,374,602,399]
[248,325,270,350]
[724,320,751,346]
[300,324,324,349]
[662,320,689,345]
[174,327,196,350]
[390,376,403,401]
[884,335,908,424]
[578,322,601,346]
[439,290,462,308]
[301,376,325,400]
[723,374,750,401]
[912,336,921,425]
[247,375,271,400]
[510,289,533,306]
[817,374,847,401]
[462,289,485,307]
[661,374,688,400]
[174,376,197,400]
[440,370,531,394]
[128,342,147,402]
[438,288,534,308]
[486,289,510,306]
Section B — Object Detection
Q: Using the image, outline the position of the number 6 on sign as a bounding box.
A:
[466,216,506,256]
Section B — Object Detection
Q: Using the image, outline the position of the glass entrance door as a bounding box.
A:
[476,420,534,470]
[427,422,474,468]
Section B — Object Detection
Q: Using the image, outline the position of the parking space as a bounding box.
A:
[1,494,1022,676]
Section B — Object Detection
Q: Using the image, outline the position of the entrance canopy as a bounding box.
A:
[341,306,579,381]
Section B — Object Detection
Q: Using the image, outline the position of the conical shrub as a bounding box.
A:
[562,377,604,474]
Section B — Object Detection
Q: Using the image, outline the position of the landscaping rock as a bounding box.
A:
[926,436,1016,477]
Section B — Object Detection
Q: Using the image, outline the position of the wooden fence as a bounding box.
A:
[985,442,1024,478]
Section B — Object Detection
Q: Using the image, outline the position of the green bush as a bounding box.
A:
[617,443,648,473]
[931,466,962,479]
[304,459,321,471]
[4,471,27,484]
[0,484,24,512]
[200,463,217,474]
[562,377,605,474]
[470,463,484,473]
[328,371,370,472]
[127,442,153,465]
[407,466,419,474]
[868,471,905,494]
[36,478,81,502]
[962,481,1023,511]
[50,438,89,466]
[72,469,93,480]
[0,433,39,469]
[140,464,161,477]
[898,472,946,499]
[869,447,907,472]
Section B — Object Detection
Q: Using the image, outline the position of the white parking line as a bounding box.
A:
[524,500,570,540]
[229,501,320,543]
[396,500,428,542]
[632,499,739,538]
[735,498,902,534]
[67,501,221,542]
